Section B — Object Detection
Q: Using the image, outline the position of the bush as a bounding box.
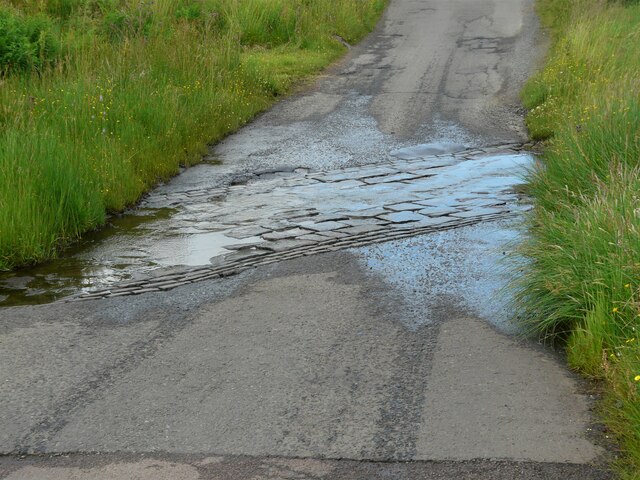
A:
[0,8,60,74]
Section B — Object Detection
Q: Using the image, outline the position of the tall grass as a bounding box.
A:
[0,0,387,269]
[518,0,640,476]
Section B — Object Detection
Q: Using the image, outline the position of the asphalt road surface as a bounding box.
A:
[0,1,614,478]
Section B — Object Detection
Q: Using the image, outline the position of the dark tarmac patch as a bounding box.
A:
[0,453,614,480]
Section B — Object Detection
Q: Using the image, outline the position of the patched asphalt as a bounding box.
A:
[0,0,614,478]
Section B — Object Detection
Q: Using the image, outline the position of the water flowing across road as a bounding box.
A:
[0,143,532,306]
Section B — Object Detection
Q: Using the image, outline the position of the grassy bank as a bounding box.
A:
[0,0,386,270]
[518,0,640,476]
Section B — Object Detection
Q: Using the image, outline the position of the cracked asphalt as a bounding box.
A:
[0,0,614,478]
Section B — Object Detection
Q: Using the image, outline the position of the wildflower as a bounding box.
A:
[613,307,619,313]
[625,284,631,288]
[635,375,640,382]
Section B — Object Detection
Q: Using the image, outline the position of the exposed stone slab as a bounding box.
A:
[225,226,271,239]
[378,211,427,223]
[337,224,387,235]
[299,221,349,232]
[343,218,386,227]
[385,203,424,212]
[298,234,332,242]
[222,242,265,250]
[258,239,316,253]
[341,207,388,218]
[363,173,417,184]
[450,207,506,218]
[317,231,350,239]
[418,207,460,217]
[262,228,312,241]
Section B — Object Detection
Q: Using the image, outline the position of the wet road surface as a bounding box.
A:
[0,144,531,305]
[0,0,613,479]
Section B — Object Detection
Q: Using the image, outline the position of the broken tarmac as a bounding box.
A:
[0,0,614,478]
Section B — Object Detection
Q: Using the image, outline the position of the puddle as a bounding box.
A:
[147,233,263,267]
[0,209,172,305]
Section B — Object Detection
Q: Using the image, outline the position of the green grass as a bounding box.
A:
[517,0,640,476]
[0,0,387,270]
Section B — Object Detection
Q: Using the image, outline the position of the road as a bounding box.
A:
[0,0,613,478]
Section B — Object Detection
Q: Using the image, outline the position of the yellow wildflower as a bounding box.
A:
[635,375,640,382]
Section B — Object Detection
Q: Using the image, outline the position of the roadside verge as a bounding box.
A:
[517,0,640,476]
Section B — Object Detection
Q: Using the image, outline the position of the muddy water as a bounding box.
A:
[0,144,532,307]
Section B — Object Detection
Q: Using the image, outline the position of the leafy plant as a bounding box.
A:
[0,7,59,74]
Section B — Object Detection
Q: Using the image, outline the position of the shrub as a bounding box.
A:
[0,8,59,74]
